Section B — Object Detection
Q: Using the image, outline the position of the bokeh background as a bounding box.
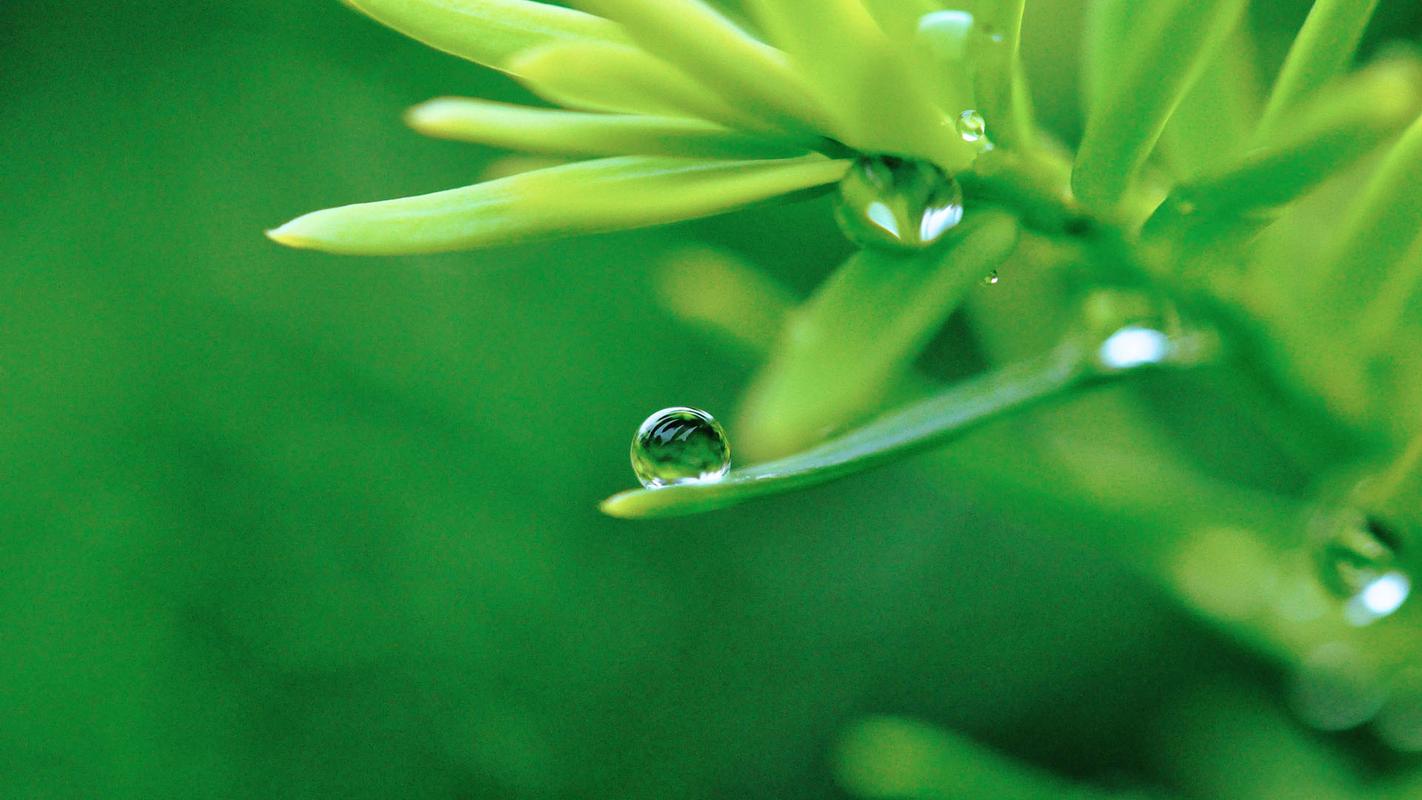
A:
[4,2,1422,798]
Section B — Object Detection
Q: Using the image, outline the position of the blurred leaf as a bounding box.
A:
[736,211,1020,459]
[1072,0,1246,215]
[269,155,847,255]
[508,41,764,128]
[405,97,809,158]
[567,0,832,134]
[342,0,627,73]
[1256,0,1382,141]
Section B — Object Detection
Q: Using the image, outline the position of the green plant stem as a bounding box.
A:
[1255,0,1381,142]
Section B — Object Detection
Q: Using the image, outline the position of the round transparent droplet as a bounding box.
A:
[1313,509,1411,625]
[956,109,987,144]
[834,156,964,253]
[630,407,731,489]
[981,270,1000,286]
[1094,325,1173,371]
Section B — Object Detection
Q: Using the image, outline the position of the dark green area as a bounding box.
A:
[2,2,1420,798]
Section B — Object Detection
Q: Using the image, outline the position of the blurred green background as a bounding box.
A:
[3,2,1421,798]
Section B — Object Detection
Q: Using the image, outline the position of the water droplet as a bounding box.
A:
[1095,325,1173,371]
[956,109,987,144]
[981,270,1000,286]
[630,407,730,489]
[1313,510,1411,625]
[835,156,964,252]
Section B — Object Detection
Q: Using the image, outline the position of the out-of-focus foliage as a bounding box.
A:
[4,1,1422,799]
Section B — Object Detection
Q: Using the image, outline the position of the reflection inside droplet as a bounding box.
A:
[834,156,965,252]
[1347,570,1411,625]
[1314,510,1411,625]
[630,407,731,489]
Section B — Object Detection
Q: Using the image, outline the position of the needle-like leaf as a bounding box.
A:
[405,98,809,159]
[736,211,1021,460]
[1073,0,1246,215]
[268,155,847,255]
[1256,0,1382,141]
[341,0,626,73]
[602,341,1088,519]
[507,41,765,130]
[566,0,832,135]
[1152,61,1422,221]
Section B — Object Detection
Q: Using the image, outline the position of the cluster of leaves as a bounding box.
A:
[270,0,1422,794]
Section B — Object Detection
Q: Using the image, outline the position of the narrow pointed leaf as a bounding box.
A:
[746,0,971,168]
[1321,112,1422,311]
[1157,28,1263,179]
[507,41,764,130]
[1072,0,1246,214]
[736,211,1021,460]
[567,0,832,135]
[970,0,1036,150]
[602,341,1087,519]
[1081,0,1143,114]
[405,98,808,159]
[1157,62,1422,219]
[342,0,625,73]
[1256,0,1381,141]
[268,155,847,256]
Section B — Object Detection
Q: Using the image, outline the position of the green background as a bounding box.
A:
[3,2,1421,798]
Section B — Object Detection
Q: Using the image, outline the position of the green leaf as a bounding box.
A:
[566,0,833,135]
[268,155,847,255]
[405,97,809,159]
[602,340,1088,519]
[970,0,1036,151]
[745,0,972,168]
[1072,0,1246,215]
[341,0,626,73]
[1157,27,1263,179]
[1152,61,1422,221]
[735,211,1021,461]
[860,0,946,41]
[1081,0,1143,114]
[507,41,765,130]
[1256,0,1382,141]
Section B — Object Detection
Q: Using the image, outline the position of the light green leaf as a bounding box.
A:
[1072,0,1246,215]
[405,97,809,159]
[602,340,1088,519]
[1157,27,1263,179]
[342,0,625,73]
[1256,0,1382,141]
[1081,0,1143,114]
[970,0,1036,150]
[1323,111,1422,326]
[1154,61,1422,220]
[860,0,947,41]
[745,0,971,168]
[566,0,833,135]
[507,41,764,130]
[268,155,847,256]
[736,211,1021,460]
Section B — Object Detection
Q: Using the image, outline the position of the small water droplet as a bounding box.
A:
[835,156,964,252]
[1095,325,1173,371]
[1313,510,1411,625]
[956,109,987,144]
[981,270,999,286]
[631,407,730,489]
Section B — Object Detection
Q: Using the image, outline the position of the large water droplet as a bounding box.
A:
[956,109,987,145]
[834,156,964,252]
[1313,510,1411,625]
[631,407,731,489]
